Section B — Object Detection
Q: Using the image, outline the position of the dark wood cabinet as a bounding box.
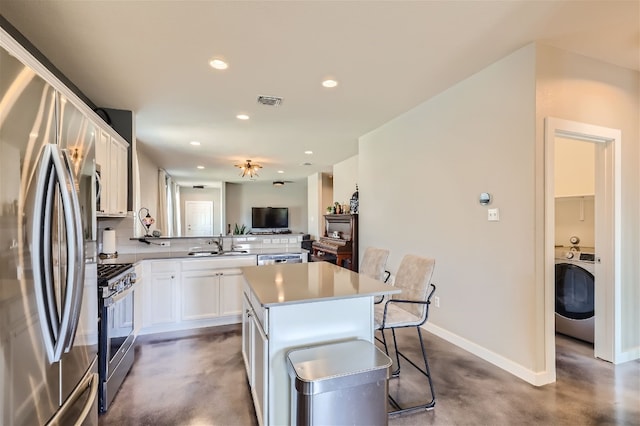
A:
[311,214,358,271]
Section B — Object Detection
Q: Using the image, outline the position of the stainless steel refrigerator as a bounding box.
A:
[1,44,99,425]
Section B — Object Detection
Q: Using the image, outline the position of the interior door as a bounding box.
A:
[185,200,213,236]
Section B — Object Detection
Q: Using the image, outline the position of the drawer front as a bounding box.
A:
[149,260,178,273]
[181,256,257,271]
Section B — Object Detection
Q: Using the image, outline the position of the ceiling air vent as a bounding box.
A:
[257,95,283,107]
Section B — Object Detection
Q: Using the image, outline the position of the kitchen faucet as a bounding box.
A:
[207,236,223,251]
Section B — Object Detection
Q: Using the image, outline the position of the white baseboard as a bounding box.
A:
[139,315,241,336]
[615,345,640,364]
[423,323,555,386]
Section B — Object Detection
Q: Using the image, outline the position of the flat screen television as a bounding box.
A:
[252,207,289,229]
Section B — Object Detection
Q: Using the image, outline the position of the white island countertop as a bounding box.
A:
[241,261,400,307]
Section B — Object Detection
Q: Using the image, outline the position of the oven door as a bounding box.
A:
[103,286,135,376]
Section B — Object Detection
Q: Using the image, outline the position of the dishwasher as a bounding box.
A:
[257,253,306,265]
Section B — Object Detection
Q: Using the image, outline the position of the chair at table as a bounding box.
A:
[374,254,437,415]
[360,247,391,304]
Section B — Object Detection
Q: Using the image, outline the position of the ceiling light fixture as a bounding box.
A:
[236,114,250,120]
[209,58,228,70]
[190,141,201,146]
[197,165,205,169]
[322,79,338,88]
[235,159,262,178]
[304,150,313,155]
[277,170,284,174]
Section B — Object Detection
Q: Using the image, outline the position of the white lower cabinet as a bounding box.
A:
[242,285,375,425]
[133,263,144,334]
[181,270,221,320]
[139,256,256,335]
[143,260,179,329]
[219,270,245,316]
[242,293,268,426]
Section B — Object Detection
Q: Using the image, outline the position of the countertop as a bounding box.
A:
[241,261,400,307]
[98,248,307,265]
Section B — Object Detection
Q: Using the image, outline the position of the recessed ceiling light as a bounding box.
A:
[209,58,228,70]
[304,150,313,155]
[322,79,338,88]
[277,170,284,174]
[236,114,250,120]
[197,165,205,169]
[190,141,201,146]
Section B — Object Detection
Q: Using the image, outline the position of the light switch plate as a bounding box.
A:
[488,208,500,221]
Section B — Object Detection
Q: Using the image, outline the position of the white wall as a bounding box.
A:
[536,44,639,359]
[333,155,358,207]
[555,197,595,248]
[136,142,160,236]
[359,42,639,383]
[306,173,334,239]
[226,180,308,234]
[360,44,539,374]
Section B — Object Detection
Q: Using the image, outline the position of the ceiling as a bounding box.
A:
[1,1,638,186]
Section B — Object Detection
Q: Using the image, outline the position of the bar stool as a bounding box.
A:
[360,247,391,282]
[360,247,391,304]
[374,254,437,415]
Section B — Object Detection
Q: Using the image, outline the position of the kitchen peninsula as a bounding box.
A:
[241,261,399,425]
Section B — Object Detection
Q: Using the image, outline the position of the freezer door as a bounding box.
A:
[48,358,98,426]
[0,47,60,425]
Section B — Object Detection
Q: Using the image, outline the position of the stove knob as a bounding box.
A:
[565,252,574,259]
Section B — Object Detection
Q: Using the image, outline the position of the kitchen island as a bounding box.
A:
[241,261,399,426]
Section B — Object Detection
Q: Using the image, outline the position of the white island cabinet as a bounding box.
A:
[241,262,399,426]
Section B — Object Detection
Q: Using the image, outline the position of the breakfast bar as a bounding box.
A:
[241,261,399,425]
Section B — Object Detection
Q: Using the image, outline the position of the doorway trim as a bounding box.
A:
[544,117,621,381]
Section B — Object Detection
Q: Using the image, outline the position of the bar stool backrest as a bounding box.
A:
[360,247,390,282]
[391,255,436,320]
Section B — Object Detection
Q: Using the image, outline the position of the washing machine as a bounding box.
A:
[555,249,595,343]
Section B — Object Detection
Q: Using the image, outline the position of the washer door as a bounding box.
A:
[555,263,594,320]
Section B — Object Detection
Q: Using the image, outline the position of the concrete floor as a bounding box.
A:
[99,325,640,426]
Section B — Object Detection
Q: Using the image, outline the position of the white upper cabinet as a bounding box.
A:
[96,128,128,216]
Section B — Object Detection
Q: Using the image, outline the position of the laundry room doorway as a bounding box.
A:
[544,117,621,377]
[554,138,596,346]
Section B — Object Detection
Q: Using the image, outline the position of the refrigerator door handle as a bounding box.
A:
[31,144,86,363]
[32,144,60,363]
[47,371,98,426]
[56,147,86,353]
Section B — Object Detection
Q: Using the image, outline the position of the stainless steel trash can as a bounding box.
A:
[286,339,392,426]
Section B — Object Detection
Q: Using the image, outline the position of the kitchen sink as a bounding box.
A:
[187,250,248,257]
[187,251,219,256]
